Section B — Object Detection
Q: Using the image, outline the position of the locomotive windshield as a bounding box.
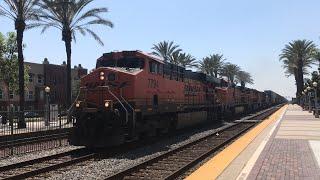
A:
[98,57,145,69]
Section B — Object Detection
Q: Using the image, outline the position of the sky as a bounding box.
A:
[1,0,320,99]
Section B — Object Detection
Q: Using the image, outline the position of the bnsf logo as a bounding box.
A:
[184,84,201,93]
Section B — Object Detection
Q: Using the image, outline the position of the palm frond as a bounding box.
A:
[71,7,108,26]
[37,0,112,45]
[151,41,181,61]
[84,28,103,45]
[279,39,317,77]
[1,0,40,22]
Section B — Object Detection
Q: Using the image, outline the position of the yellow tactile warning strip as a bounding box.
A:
[185,105,288,180]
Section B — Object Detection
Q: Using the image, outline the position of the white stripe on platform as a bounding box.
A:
[236,106,287,180]
[309,140,320,167]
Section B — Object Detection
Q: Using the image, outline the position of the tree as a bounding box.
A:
[33,0,113,107]
[152,41,182,62]
[198,57,213,76]
[0,32,29,114]
[279,40,316,102]
[170,52,197,68]
[221,63,240,85]
[198,54,225,77]
[0,0,39,128]
[0,33,5,58]
[313,49,320,69]
[235,70,253,87]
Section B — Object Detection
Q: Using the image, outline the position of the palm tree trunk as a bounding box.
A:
[293,69,300,102]
[214,71,218,78]
[64,38,72,108]
[16,25,26,129]
[296,59,304,104]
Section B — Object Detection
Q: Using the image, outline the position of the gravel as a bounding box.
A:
[45,122,234,180]
[0,145,82,167]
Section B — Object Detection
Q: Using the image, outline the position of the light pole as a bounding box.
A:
[45,86,50,126]
[304,88,309,110]
[307,86,312,113]
[302,91,305,109]
[313,82,319,118]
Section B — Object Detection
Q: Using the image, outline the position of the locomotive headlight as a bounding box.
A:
[75,101,81,108]
[104,100,113,109]
[100,75,105,80]
[100,71,105,76]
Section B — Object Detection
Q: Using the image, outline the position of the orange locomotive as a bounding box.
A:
[69,50,283,147]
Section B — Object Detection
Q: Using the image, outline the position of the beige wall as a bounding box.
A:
[0,61,87,110]
[0,62,45,110]
[25,62,45,102]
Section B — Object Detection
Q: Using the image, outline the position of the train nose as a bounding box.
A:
[69,110,125,147]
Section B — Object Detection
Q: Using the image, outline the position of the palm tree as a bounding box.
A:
[221,63,240,85]
[235,70,253,87]
[198,57,212,76]
[181,53,197,68]
[33,0,113,107]
[198,54,225,77]
[170,52,197,68]
[0,0,40,128]
[152,41,182,62]
[279,40,316,101]
[313,49,320,69]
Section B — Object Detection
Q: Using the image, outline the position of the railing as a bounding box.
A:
[0,107,73,159]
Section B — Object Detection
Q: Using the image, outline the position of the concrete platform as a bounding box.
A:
[186,105,320,180]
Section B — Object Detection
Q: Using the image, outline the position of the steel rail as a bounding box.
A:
[0,105,282,180]
[0,128,72,149]
[0,148,93,180]
[0,133,69,149]
[105,106,281,180]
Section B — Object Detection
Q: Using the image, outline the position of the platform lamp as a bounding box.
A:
[313,82,319,118]
[45,86,50,126]
[307,86,312,113]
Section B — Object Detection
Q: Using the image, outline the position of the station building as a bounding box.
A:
[0,59,87,111]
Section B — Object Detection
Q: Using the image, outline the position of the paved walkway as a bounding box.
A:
[186,105,320,180]
[247,105,320,179]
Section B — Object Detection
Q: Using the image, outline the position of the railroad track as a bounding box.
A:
[105,106,281,180]
[0,106,281,179]
[0,148,94,180]
[0,132,69,149]
[0,128,72,150]
[0,129,72,158]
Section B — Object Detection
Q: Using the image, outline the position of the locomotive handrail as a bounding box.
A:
[66,87,85,123]
[105,86,129,124]
[119,90,136,137]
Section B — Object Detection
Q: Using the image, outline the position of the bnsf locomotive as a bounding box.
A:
[69,51,286,147]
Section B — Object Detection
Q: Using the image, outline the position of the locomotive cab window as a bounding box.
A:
[99,58,145,69]
[149,61,161,74]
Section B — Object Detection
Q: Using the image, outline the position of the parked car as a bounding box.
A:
[24,112,40,118]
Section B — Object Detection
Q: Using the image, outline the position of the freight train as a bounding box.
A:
[69,51,286,147]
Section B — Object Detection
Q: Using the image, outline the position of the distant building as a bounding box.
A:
[0,59,88,111]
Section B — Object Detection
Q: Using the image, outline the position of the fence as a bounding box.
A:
[0,106,74,158]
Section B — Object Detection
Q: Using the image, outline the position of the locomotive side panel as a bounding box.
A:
[70,50,287,148]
